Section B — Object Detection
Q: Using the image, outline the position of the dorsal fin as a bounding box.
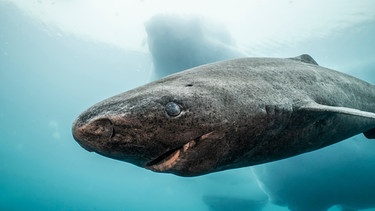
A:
[289,54,319,65]
[299,102,375,139]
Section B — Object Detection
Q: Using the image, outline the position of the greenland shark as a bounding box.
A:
[72,55,375,176]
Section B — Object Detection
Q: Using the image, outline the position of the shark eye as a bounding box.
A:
[165,102,181,117]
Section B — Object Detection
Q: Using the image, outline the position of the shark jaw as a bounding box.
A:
[145,132,214,172]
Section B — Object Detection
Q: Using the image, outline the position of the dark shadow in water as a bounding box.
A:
[203,195,267,211]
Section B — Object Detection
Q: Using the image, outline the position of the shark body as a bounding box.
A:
[72,55,375,176]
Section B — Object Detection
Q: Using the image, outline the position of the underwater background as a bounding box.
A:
[1,1,375,210]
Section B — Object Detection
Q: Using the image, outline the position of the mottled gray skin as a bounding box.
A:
[72,55,375,176]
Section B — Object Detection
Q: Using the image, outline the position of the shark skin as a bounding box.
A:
[72,55,375,176]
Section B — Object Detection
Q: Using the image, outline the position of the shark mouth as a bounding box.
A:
[146,139,196,172]
[146,132,213,172]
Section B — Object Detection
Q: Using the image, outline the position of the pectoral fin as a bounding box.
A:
[299,102,375,119]
[364,128,375,139]
[298,102,375,139]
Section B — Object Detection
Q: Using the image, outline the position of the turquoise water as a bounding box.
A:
[1,2,375,211]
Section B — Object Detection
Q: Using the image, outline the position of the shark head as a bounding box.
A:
[72,69,262,176]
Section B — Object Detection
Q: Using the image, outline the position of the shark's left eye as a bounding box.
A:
[165,102,181,117]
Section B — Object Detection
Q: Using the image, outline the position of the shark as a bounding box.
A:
[72,55,375,176]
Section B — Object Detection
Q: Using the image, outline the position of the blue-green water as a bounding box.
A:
[1,1,375,211]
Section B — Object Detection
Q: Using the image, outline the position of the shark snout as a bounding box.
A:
[72,117,114,152]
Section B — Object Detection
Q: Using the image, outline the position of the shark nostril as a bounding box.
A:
[110,127,115,139]
[72,117,114,145]
[91,118,114,139]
